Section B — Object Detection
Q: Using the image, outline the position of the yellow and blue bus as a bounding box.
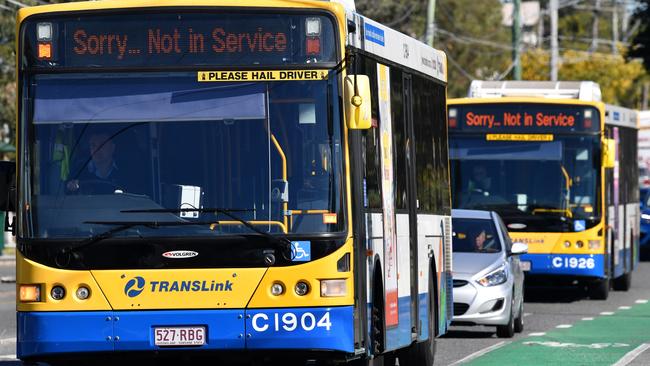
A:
[448,81,639,300]
[2,0,452,364]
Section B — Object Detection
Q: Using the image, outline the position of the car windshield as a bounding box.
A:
[450,135,600,232]
[25,72,344,239]
[452,217,501,253]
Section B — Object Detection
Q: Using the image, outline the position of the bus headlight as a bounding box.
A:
[476,265,508,287]
[19,284,41,302]
[563,240,571,248]
[320,279,347,297]
[51,285,66,300]
[576,240,584,248]
[588,240,601,249]
[76,286,90,300]
[270,282,285,296]
[295,281,310,296]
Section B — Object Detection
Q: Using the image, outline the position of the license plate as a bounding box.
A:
[520,261,531,271]
[154,326,206,346]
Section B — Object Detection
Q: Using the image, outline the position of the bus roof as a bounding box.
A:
[346,13,447,83]
[468,80,602,102]
[605,104,638,129]
[17,0,347,27]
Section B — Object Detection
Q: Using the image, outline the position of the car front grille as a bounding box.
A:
[453,302,470,316]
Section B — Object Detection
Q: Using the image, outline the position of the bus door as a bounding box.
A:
[377,64,419,350]
[398,71,421,344]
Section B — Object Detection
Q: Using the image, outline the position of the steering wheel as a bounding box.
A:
[76,179,123,194]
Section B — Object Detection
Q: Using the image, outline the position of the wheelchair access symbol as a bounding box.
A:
[291,241,311,262]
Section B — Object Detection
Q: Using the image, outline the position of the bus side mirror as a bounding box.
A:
[602,138,616,169]
[0,161,15,212]
[344,75,372,130]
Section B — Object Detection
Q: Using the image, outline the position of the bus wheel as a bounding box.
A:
[613,272,632,291]
[396,274,437,366]
[588,278,610,300]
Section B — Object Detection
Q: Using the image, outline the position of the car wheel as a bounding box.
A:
[496,295,515,338]
[514,299,524,333]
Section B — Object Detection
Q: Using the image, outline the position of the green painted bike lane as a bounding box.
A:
[466,302,650,366]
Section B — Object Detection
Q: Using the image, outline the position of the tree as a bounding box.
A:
[434,0,511,97]
[630,0,650,70]
[522,49,647,108]
[356,0,427,39]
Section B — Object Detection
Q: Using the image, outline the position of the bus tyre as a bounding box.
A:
[613,272,632,291]
[397,275,437,366]
[514,299,524,333]
[587,278,610,300]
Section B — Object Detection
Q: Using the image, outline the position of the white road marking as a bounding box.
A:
[0,354,16,360]
[556,324,572,329]
[528,332,546,336]
[0,338,15,345]
[635,299,648,304]
[619,306,631,310]
[582,317,594,321]
[448,341,509,366]
[600,311,615,315]
[612,343,650,366]
[523,341,629,349]
[523,312,532,317]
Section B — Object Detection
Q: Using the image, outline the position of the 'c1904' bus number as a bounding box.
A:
[552,257,595,270]
[252,312,332,332]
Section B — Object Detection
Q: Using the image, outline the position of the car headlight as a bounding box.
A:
[476,265,508,287]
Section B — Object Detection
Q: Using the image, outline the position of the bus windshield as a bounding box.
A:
[26,72,344,239]
[450,135,600,232]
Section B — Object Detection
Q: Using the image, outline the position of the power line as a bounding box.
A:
[436,28,515,51]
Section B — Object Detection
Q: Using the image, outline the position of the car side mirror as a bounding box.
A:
[509,242,528,256]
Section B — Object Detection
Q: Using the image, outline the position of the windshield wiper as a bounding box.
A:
[121,208,293,261]
[67,220,218,254]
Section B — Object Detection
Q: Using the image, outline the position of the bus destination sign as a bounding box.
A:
[24,13,336,68]
[448,103,600,133]
[70,25,289,62]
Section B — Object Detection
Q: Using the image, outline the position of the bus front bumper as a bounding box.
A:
[17,306,354,359]
[519,253,605,277]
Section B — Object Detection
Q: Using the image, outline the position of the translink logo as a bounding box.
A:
[123,276,234,298]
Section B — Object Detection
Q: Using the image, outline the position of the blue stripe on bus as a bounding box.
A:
[18,306,354,358]
[385,296,413,351]
[17,311,114,357]
[613,247,635,279]
[245,306,354,352]
[418,292,429,342]
[520,253,605,277]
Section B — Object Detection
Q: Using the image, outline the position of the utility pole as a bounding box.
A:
[590,0,601,53]
[538,8,545,50]
[622,0,631,43]
[550,0,559,81]
[512,0,522,80]
[425,0,436,47]
[612,0,619,55]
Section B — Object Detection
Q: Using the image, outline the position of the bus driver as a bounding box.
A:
[66,130,128,194]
